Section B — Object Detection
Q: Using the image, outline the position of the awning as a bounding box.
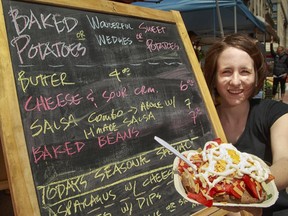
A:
[133,0,266,37]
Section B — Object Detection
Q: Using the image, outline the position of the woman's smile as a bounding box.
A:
[227,89,244,95]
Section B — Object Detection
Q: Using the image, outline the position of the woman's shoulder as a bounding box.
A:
[251,98,288,108]
[250,99,288,122]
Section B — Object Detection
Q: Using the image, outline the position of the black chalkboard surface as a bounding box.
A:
[0,0,225,215]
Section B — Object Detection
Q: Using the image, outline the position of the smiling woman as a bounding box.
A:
[203,33,288,216]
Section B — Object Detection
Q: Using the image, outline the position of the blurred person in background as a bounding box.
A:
[270,37,288,102]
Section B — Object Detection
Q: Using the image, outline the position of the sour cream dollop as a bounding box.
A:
[186,141,270,190]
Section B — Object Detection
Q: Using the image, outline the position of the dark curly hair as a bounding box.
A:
[203,33,267,103]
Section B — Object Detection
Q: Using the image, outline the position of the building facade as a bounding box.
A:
[272,0,288,46]
[247,0,287,46]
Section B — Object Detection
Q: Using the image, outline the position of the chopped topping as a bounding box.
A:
[227,149,240,164]
[215,159,227,172]
[179,140,272,206]
[190,141,270,183]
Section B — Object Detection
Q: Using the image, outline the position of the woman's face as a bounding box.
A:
[215,47,256,107]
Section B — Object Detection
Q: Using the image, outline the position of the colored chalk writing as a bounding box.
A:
[1,0,217,215]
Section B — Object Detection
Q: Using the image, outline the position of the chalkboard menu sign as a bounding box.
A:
[0,0,225,215]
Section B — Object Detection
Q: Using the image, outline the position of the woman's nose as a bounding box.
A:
[229,73,241,86]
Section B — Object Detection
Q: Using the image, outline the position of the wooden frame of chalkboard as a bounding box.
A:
[0,0,227,215]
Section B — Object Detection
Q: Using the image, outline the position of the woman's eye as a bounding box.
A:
[222,70,231,75]
[241,70,251,75]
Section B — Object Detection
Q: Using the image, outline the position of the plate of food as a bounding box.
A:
[173,139,279,207]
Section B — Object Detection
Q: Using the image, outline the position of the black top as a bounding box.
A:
[234,99,288,215]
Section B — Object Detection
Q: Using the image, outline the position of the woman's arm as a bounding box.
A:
[270,37,276,57]
[223,114,288,216]
[270,43,275,57]
[270,113,288,190]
